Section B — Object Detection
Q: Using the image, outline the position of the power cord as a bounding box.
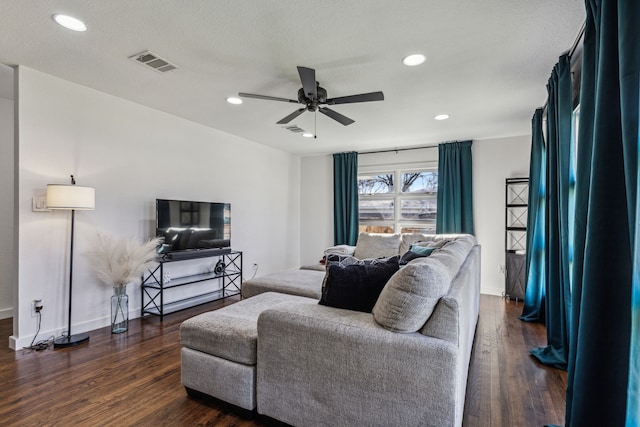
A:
[24,311,54,351]
[246,263,258,281]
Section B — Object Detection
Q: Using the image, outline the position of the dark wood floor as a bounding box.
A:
[0,295,566,426]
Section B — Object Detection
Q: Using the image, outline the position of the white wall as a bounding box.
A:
[300,155,333,265]
[472,135,530,295]
[299,137,531,296]
[12,67,300,349]
[0,64,14,320]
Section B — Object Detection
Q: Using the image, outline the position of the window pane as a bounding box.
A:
[359,199,394,220]
[400,225,436,234]
[359,225,395,234]
[400,171,438,193]
[399,198,436,220]
[358,174,394,194]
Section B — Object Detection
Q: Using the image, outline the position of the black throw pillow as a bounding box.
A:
[319,256,400,313]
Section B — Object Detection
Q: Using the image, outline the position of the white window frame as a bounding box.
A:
[358,161,438,234]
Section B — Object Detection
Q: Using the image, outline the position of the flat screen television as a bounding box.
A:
[156,199,231,256]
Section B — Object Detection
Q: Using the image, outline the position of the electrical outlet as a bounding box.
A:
[31,299,43,317]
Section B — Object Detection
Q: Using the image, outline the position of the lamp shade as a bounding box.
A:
[46,185,95,210]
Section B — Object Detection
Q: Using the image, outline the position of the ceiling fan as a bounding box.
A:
[239,66,384,127]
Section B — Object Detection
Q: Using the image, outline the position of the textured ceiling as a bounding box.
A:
[0,0,585,155]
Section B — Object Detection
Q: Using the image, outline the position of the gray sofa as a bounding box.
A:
[181,233,480,427]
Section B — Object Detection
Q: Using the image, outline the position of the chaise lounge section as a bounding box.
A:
[180,292,313,411]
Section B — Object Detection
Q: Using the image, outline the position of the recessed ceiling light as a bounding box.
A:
[226,97,243,105]
[302,133,314,138]
[434,114,450,121]
[402,54,426,66]
[52,14,87,32]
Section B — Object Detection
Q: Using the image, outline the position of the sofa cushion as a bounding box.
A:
[413,239,452,249]
[399,233,461,255]
[373,235,477,333]
[241,268,325,299]
[399,244,437,265]
[372,256,451,333]
[353,233,401,259]
[427,235,476,276]
[299,263,326,271]
[180,292,311,365]
[319,256,400,312]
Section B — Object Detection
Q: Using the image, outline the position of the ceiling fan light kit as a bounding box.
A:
[239,66,384,128]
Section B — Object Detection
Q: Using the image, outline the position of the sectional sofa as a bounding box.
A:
[180,233,481,427]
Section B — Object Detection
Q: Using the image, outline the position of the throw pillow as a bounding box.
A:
[399,233,433,254]
[322,254,398,288]
[324,253,397,268]
[399,244,437,265]
[409,244,437,255]
[372,257,450,332]
[353,233,401,259]
[412,239,451,249]
[319,256,400,313]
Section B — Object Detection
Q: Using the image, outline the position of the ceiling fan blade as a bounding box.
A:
[297,66,317,100]
[319,107,355,126]
[239,92,299,103]
[326,91,385,105]
[276,108,307,124]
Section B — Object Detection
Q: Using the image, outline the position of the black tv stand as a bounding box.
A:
[141,250,242,320]
[164,247,232,261]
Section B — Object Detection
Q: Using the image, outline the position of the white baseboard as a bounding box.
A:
[481,286,504,297]
[8,308,143,351]
[0,307,13,320]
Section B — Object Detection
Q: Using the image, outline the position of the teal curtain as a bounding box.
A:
[632,147,640,426]
[436,140,474,234]
[333,152,359,245]
[520,109,547,322]
[565,0,639,425]
[529,55,573,369]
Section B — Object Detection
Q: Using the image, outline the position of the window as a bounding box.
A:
[358,166,438,234]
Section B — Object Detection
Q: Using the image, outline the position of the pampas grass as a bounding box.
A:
[85,232,162,287]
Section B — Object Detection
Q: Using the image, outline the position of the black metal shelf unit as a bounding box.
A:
[505,178,528,300]
[141,251,242,320]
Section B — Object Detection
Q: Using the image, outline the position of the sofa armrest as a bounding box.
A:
[256,301,460,427]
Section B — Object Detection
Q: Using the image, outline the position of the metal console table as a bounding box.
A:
[141,250,242,320]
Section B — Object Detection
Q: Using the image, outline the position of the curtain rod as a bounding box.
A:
[358,145,438,155]
[568,21,586,59]
[541,20,585,117]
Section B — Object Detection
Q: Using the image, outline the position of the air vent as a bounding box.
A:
[129,51,179,73]
[284,125,305,133]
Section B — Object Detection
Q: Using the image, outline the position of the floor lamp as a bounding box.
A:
[47,175,95,349]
